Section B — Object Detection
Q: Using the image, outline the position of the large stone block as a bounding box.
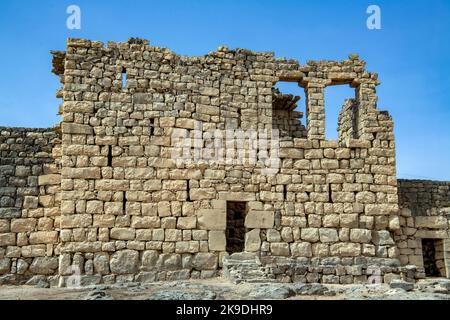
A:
[349,229,372,243]
[29,257,58,275]
[291,242,312,257]
[110,250,139,274]
[29,231,58,244]
[62,167,101,179]
[319,228,339,243]
[38,174,61,186]
[415,216,448,229]
[197,209,226,230]
[192,253,217,270]
[0,233,16,246]
[218,192,256,201]
[208,231,226,251]
[110,228,136,240]
[177,217,196,229]
[61,123,93,135]
[0,258,11,274]
[0,208,22,219]
[245,229,261,252]
[11,218,36,232]
[190,188,216,200]
[62,101,94,113]
[245,211,274,229]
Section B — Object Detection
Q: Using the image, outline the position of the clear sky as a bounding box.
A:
[0,0,449,180]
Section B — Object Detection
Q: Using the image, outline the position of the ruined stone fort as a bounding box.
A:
[0,38,449,286]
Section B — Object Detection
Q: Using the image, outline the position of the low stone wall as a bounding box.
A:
[398,179,450,216]
[396,179,450,278]
[0,127,61,284]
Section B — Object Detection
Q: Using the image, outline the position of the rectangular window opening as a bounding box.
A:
[272,82,307,139]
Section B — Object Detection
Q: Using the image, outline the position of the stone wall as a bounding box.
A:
[0,127,61,284]
[49,38,403,285]
[1,38,449,286]
[396,179,450,278]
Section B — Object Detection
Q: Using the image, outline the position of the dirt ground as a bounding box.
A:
[0,277,449,300]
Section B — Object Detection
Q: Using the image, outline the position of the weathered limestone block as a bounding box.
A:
[110,250,139,274]
[197,209,226,230]
[131,216,160,228]
[110,228,136,240]
[365,204,398,215]
[415,216,448,229]
[387,216,400,231]
[60,214,92,228]
[61,123,93,135]
[93,253,110,275]
[38,174,61,186]
[372,230,395,245]
[200,87,219,96]
[301,228,319,242]
[62,101,94,113]
[218,192,256,201]
[208,231,226,251]
[125,168,154,179]
[245,229,261,252]
[21,245,46,257]
[29,257,58,275]
[415,230,449,239]
[177,217,196,229]
[11,218,36,232]
[355,191,376,204]
[244,211,274,229]
[260,191,283,202]
[165,229,182,242]
[270,242,290,256]
[0,233,16,246]
[192,252,217,270]
[103,202,123,215]
[86,200,103,214]
[0,258,11,274]
[319,228,339,243]
[291,242,312,257]
[190,188,215,200]
[0,208,22,219]
[349,229,372,243]
[267,229,281,242]
[141,250,159,271]
[337,243,361,257]
[29,231,58,244]
[62,167,101,179]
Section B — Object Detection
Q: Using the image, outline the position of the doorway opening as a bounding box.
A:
[226,201,247,254]
[422,239,445,277]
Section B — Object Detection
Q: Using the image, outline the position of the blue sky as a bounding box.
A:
[0,0,449,180]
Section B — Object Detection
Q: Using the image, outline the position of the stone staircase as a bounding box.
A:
[222,252,276,283]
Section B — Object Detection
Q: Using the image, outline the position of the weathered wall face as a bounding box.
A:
[0,127,61,283]
[397,180,450,278]
[3,38,448,286]
[49,38,403,285]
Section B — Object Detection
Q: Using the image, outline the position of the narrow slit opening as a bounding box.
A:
[121,67,127,89]
[107,145,112,167]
